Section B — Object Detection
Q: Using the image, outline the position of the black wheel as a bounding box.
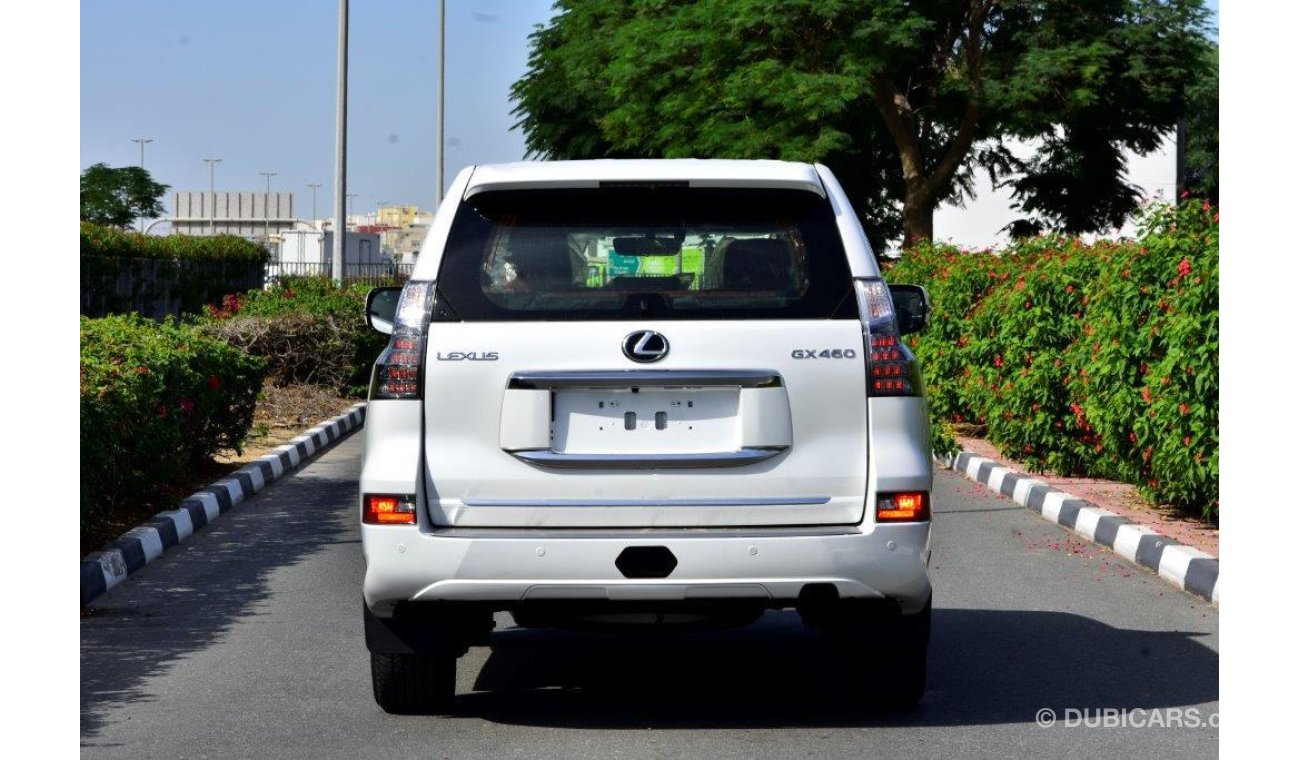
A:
[370,649,456,715]
[818,597,931,708]
[872,598,930,708]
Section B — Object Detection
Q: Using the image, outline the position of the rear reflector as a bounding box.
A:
[876,491,929,522]
[363,494,417,525]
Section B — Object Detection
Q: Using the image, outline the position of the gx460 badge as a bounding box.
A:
[791,348,857,360]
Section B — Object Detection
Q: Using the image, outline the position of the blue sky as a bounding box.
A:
[81,0,556,218]
[80,0,1218,220]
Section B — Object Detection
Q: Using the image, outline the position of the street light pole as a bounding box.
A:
[307,182,322,226]
[132,137,155,231]
[332,0,349,285]
[260,171,278,239]
[436,0,445,210]
[202,157,222,235]
[132,137,154,169]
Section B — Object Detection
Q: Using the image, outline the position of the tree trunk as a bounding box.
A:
[901,190,935,249]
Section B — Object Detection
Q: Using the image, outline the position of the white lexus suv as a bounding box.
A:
[360,159,934,714]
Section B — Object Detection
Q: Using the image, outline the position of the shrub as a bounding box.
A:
[199,276,387,396]
[81,222,271,319]
[886,200,1219,519]
[81,315,266,543]
[81,221,270,262]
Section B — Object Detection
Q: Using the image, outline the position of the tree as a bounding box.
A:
[1181,42,1217,202]
[80,163,169,229]
[511,0,1212,250]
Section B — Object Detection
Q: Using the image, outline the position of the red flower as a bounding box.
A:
[1128,432,1137,443]
[155,403,169,419]
[1065,285,1074,294]
[993,355,1003,368]
[1183,436,1192,446]
[1141,387,1152,403]
[208,375,222,391]
[180,398,196,414]
[1094,443,1103,453]
[1178,258,1192,277]
[1179,403,1189,416]
[135,366,149,375]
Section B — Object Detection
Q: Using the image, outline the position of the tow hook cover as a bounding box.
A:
[615,546,678,579]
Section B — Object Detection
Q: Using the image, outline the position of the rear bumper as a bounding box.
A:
[362,522,932,617]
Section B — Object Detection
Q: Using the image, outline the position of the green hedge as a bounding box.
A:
[80,315,267,542]
[885,200,1219,519]
[199,276,388,397]
[81,221,270,262]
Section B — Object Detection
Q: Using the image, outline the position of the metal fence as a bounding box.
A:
[81,256,267,320]
[81,256,418,320]
[264,261,415,287]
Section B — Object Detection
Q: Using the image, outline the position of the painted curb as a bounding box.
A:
[80,402,367,607]
[938,451,1219,606]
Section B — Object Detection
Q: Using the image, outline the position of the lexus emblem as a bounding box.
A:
[622,330,669,363]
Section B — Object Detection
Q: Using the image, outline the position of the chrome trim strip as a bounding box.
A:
[462,496,831,507]
[427,526,860,538]
[512,447,786,469]
[508,369,782,389]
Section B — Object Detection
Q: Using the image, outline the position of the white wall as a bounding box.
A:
[276,230,383,265]
[931,131,1177,250]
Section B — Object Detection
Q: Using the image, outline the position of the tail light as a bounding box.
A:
[876,491,929,522]
[370,282,436,400]
[363,494,417,525]
[855,278,923,397]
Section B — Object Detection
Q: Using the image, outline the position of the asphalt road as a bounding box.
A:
[81,433,1218,758]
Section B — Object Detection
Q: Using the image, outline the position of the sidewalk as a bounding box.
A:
[956,435,1218,558]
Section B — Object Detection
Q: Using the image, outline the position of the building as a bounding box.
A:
[274,228,385,277]
[171,191,299,240]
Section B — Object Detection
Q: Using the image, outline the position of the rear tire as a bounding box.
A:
[370,650,456,715]
[872,598,930,708]
[819,597,931,708]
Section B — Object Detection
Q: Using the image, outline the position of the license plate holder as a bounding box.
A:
[552,387,740,455]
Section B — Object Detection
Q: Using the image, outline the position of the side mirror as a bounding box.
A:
[365,286,402,335]
[889,284,931,335]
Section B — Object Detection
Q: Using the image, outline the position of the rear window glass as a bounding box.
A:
[434,187,855,321]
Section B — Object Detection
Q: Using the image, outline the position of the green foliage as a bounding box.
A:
[80,163,170,228]
[1183,43,1218,201]
[81,223,271,319]
[80,315,266,541]
[512,0,1213,247]
[81,222,270,262]
[887,200,1218,519]
[198,277,387,397]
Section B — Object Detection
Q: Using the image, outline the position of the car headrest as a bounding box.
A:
[510,228,574,284]
[722,238,793,291]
